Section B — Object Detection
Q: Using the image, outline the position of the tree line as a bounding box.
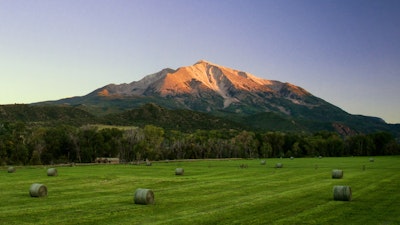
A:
[1,122,399,165]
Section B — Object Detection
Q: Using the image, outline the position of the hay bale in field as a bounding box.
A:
[175,168,184,175]
[47,168,58,176]
[145,159,152,166]
[333,185,352,201]
[332,169,343,179]
[134,188,154,205]
[29,183,47,197]
[369,158,374,162]
[260,160,266,165]
[275,163,283,168]
[290,156,294,160]
[239,164,248,168]
[7,166,16,173]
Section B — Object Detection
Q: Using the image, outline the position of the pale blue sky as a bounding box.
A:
[1,0,399,123]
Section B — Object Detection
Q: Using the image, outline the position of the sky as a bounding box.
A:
[1,0,399,123]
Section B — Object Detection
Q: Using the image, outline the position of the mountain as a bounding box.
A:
[104,59,320,115]
[43,60,342,117]
[36,60,399,135]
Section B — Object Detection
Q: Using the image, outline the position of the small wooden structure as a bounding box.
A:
[95,157,120,164]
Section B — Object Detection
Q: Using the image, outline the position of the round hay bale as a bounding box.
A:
[145,159,152,166]
[47,168,58,176]
[290,156,294,160]
[332,169,343,179]
[239,164,248,168]
[134,188,154,205]
[275,163,283,168]
[175,168,184,175]
[260,160,266,165]
[7,166,16,173]
[29,183,47,197]
[333,185,352,201]
[369,158,374,162]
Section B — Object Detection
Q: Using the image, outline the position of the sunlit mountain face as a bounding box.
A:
[92,60,315,114]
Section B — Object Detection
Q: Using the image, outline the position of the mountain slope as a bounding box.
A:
[0,104,96,125]
[100,103,247,132]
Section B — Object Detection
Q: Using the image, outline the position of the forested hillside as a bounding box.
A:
[0,104,399,166]
[0,104,96,126]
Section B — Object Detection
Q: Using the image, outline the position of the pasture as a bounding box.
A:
[1,157,399,225]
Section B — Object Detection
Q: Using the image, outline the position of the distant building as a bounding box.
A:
[95,157,120,164]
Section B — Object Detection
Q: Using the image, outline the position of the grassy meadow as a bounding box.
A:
[1,157,399,225]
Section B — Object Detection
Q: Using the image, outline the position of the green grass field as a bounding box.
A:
[1,157,399,225]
